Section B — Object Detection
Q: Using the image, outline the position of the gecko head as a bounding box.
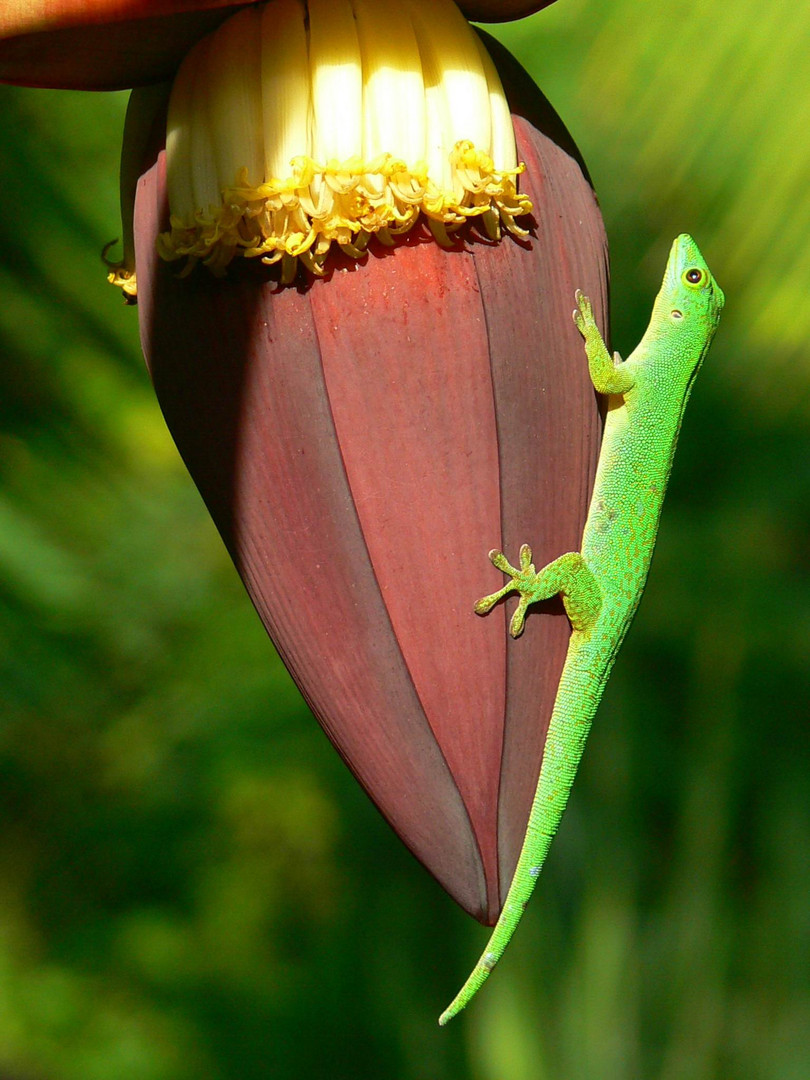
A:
[646,233,725,390]
[661,233,725,330]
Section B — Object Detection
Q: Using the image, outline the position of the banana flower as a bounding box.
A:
[0,0,608,926]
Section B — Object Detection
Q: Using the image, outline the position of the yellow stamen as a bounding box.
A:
[104,248,138,302]
[130,0,533,292]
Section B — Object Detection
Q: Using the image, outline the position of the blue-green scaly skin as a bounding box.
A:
[439,235,724,1025]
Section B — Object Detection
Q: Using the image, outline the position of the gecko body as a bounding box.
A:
[439,234,724,1025]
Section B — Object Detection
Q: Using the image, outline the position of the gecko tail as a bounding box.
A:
[439,647,599,1026]
[438,885,533,1025]
[438,949,499,1026]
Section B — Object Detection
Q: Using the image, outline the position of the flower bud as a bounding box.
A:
[130,19,608,923]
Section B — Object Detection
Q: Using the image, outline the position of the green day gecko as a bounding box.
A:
[439,234,724,1026]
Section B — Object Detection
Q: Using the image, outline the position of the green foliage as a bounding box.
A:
[0,1,807,1076]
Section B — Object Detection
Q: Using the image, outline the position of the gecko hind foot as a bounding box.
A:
[474,543,541,636]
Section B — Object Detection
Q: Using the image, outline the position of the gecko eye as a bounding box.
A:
[684,267,704,285]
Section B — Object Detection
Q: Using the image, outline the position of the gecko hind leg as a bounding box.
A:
[475,544,602,638]
[474,543,537,625]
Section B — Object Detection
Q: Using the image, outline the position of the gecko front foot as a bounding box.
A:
[474,543,541,638]
[573,288,598,339]
[574,287,628,389]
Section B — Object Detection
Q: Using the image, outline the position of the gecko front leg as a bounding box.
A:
[574,289,635,396]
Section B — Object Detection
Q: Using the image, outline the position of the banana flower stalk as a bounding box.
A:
[0,0,608,926]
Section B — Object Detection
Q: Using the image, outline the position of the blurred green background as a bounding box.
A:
[0,0,808,1077]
